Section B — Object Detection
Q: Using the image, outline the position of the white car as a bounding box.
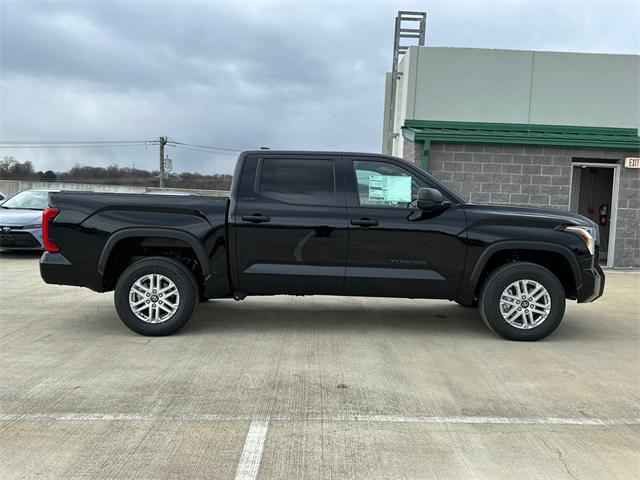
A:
[0,190,58,250]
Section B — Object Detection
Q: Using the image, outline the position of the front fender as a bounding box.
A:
[469,240,583,288]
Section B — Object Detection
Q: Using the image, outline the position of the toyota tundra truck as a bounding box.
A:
[39,150,604,340]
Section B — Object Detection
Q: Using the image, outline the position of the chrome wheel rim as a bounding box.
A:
[499,279,551,329]
[128,274,180,324]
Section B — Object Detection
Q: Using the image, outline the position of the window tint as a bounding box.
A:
[353,160,428,208]
[258,158,335,205]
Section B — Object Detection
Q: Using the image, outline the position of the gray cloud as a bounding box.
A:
[1,0,638,174]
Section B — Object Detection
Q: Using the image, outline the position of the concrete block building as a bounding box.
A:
[382,47,640,268]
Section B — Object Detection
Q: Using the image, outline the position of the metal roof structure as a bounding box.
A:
[402,120,640,168]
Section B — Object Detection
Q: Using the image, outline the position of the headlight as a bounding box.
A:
[23,224,42,229]
[565,226,595,255]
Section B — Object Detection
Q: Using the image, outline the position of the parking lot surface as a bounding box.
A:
[0,252,638,479]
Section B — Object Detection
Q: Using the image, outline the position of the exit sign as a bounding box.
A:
[625,157,640,168]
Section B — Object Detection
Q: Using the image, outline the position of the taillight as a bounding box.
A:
[42,208,60,252]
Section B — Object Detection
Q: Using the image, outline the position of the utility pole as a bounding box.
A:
[159,136,167,188]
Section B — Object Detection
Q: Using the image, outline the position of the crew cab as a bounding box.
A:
[40,151,604,340]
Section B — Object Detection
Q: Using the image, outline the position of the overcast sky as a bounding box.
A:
[1,0,638,174]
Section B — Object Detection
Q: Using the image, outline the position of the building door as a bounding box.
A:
[570,161,620,267]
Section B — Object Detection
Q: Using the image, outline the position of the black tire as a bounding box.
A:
[114,257,198,336]
[478,262,566,341]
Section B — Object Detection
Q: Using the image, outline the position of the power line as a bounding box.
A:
[0,144,154,149]
[167,140,242,153]
[168,144,237,156]
[0,139,244,154]
[43,177,232,183]
[0,140,155,145]
[167,144,239,156]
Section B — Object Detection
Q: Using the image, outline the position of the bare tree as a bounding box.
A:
[0,159,232,190]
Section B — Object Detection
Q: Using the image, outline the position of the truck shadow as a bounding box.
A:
[73,297,596,341]
[179,299,601,342]
[184,299,489,338]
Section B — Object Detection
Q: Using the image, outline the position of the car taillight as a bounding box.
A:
[42,208,60,252]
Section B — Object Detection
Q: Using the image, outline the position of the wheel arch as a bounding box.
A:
[471,242,583,299]
[98,228,211,290]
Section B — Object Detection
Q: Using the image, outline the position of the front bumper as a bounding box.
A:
[576,262,605,303]
[0,227,43,250]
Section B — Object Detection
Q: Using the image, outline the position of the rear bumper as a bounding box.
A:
[576,263,605,303]
[40,252,83,287]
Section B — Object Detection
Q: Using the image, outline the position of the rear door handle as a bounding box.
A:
[351,218,379,227]
[242,214,271,223]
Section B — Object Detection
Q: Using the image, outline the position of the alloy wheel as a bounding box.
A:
[499,279,551,329]
[128,274,180,323]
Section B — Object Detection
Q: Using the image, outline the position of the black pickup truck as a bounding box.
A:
[40,151,604,340]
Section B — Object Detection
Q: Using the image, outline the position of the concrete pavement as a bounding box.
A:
[0,251,638,479]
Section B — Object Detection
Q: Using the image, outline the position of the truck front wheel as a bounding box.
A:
[114,257,197,336]
[478,262,566,341]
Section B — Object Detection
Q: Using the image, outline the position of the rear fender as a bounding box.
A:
[98,228,211,280]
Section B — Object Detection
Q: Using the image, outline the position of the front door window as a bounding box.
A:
[353,160,429,209]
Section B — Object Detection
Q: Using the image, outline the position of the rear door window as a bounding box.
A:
[257,158,336,206]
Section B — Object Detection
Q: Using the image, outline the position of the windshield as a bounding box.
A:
[1,190,50,210]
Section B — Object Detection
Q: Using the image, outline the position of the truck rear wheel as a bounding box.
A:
[114,257,197,336]
[478,262,565,341]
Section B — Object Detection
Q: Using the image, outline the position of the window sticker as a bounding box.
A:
[368,175,412,203]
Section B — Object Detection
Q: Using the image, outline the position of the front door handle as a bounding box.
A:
[242,214,271,223]
[351,218,379,227]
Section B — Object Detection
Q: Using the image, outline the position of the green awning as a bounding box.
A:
[401,120,640,169]
[403,120,640,149]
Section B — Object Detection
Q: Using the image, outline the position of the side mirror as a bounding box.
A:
[416,187,449,211]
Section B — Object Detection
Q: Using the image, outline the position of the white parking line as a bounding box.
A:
[234,420,269,480]
[0,412,638,426]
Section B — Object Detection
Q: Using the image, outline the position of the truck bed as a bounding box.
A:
[44,191,229,293]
